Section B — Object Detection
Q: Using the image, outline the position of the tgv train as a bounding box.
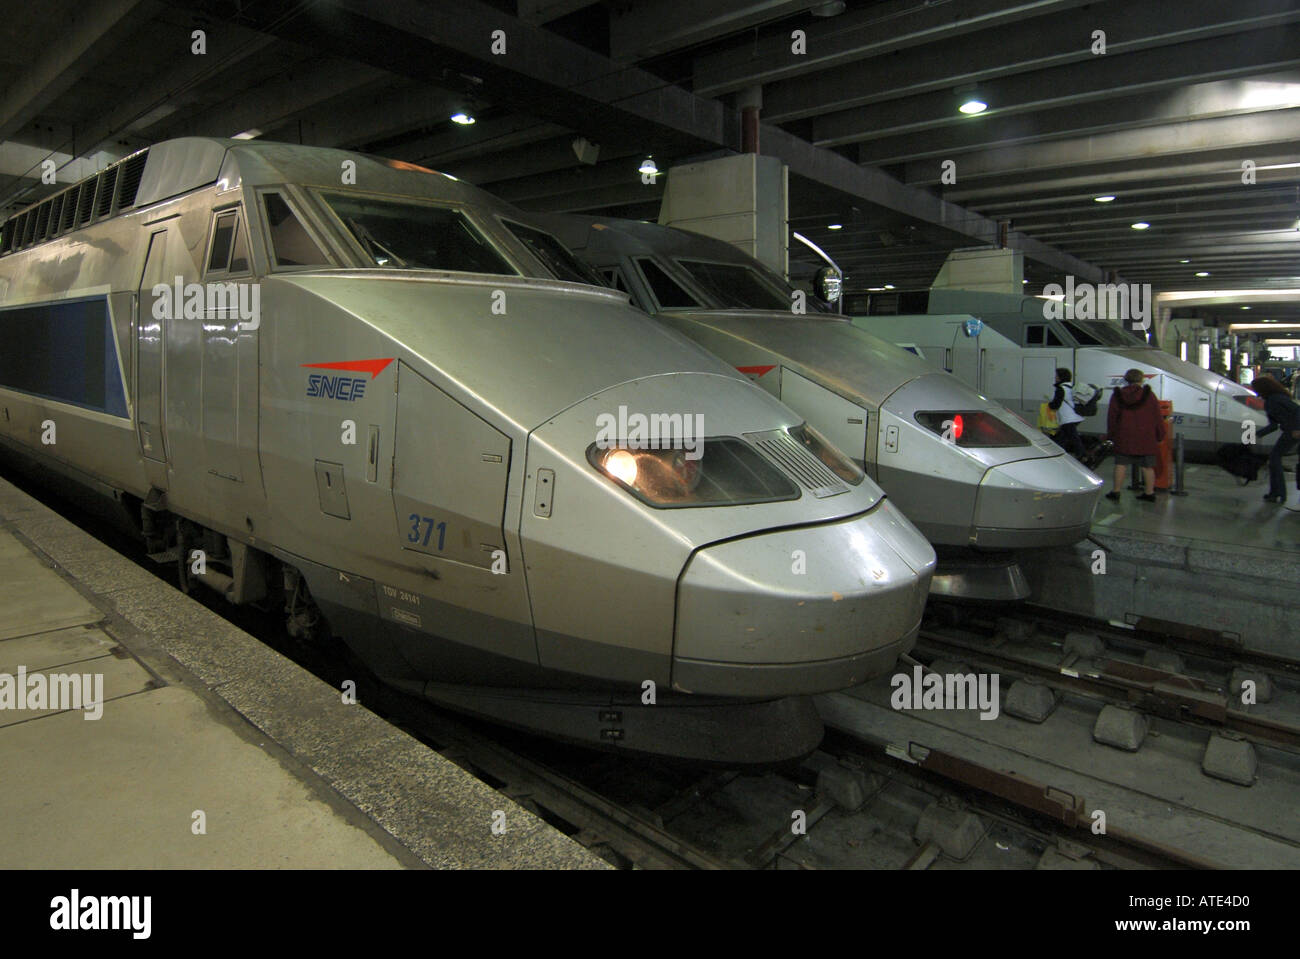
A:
[0,138,939,763]
[851,288,1269,457]
[537,215,1103,601]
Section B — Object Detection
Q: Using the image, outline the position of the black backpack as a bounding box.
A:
[1215,443,1266,485]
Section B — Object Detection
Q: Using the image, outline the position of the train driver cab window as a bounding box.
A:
[600,266,630,294]
[635,257,701,310]
[262,192,330,269]
[1024,324,1065,347]
[206,209,251,276]
[319,192,515,275]
[502,220,601,284]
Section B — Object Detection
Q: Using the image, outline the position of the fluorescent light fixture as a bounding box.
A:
[1242,306,1251,310]
[1195,271,1210,277]
[450,112,476,125]
[1265,338,1300,345]
[231,129,262,140]
[638,157,658,176]
[867,286,886,292]
[827,223,842,230]
[1179,341,1188,361]
[1179,259,1190,264]
[1230,323,1300,331]
[1198,343,1211,368]
[1130,221,1150,230]
[884,284,895,290]
[958,99,987,115]
[1094,195,1116,203]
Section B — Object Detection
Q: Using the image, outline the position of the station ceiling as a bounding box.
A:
[1,0,1298,333]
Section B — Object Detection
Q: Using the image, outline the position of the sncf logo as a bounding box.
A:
[303,358,394,401]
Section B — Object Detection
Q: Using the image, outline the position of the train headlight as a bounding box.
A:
[914,411,1031,448]
[587,440,799,508]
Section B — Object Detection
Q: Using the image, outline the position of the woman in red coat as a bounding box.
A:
[1105,368,1166,502]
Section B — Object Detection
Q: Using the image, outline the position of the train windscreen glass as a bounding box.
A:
[503,221,603,285]
[1063,319,1146,347]
[676,259,790,311]
[320,193,516,275]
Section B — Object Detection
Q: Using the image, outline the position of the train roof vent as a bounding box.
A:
[95,166,118,219]
[75,178,96,226]
[59,186,78,232]
[745,429,848,498]
[115,150,148,210]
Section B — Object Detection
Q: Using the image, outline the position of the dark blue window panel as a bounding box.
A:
[0,296,128,418]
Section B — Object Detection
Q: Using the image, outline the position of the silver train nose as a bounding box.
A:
[672,499,936,697]
[972,455,1103,548]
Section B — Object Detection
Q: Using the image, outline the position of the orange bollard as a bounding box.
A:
[1155,400,1174,490]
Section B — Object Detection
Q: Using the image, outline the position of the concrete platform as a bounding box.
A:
[1022,461,1300,655]
[0,477,606,870]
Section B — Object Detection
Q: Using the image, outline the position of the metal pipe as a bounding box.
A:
[1171,432,1190,496]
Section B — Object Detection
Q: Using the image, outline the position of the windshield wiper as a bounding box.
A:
[347,218,408,269]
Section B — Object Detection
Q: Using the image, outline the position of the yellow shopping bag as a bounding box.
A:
[1037,401,1059,435]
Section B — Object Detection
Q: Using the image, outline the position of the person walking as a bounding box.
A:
[1250,375,1300,508]
[1105,368,1165,503]
[1048,367,1086,459]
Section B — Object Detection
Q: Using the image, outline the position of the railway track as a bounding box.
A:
[9,466,1293,870]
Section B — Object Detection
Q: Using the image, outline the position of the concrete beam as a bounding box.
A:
[761,125,1106,282]
[857,70,1300,166]
[155,58,390,140]
[761,0,1300,122]
[906,112,1300,185]
[609,0,809,64]
[155,0,1105,281]
[0,0,158,141]
[814,25,1300,149]
[692,0,1090,98]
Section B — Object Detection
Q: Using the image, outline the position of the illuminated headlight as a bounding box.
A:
[587,440,799,508]
[914,411,1031,448]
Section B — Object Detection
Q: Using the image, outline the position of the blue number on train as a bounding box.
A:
[407,514,448,550]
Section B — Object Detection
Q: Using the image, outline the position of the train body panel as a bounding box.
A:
[539,214,1103,600]
[851,292,1268,456]
[0,138,941,760]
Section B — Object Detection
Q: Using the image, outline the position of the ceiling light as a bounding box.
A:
[828,223,842,230]
[1130,222,1150,230]
[867,286,886,292]
[450,112,475,125]
[958,99,987,115]
[1242,306,1251,310]
[1180,259,1190,264]
[1094,195,1116,203]
[884,284,895,290]
[638,157,658,176]
[1196,271,1210,277]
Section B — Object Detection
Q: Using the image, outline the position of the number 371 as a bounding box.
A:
[407,514,447,550]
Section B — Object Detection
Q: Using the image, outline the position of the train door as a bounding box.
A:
[136,228,172,487]
[1020,355,1059,417]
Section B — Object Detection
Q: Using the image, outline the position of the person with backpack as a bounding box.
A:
[1048,367,1086,459]
[1105,368,1166,503]
[1250,375,1300,508]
